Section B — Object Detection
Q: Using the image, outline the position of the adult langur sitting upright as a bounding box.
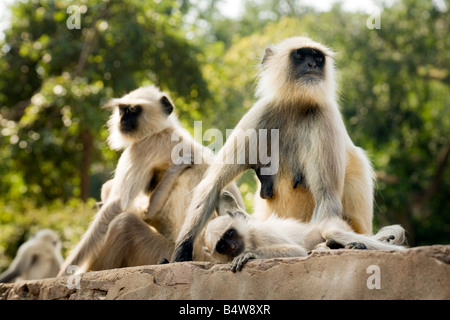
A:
[172,36,375,262]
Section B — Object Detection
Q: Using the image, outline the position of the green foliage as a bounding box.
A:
[0,0,209,204]
[0,198,96,272]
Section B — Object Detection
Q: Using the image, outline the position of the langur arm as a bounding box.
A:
[309,148,346,221]
[293,171,307,189]
[97,179,114,208]
[110,149,155,211]
[117,167,153,211]
[0,247,34,283]
[144,161,193,221]
[0,268,21,283]
[171,163,246,262]
[308,115,348,222]
[231,244,308,272]
[254,167,275,199]
[171,118,259,262]
[171,163,249,262]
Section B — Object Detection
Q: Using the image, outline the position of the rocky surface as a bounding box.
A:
[0,245,449,300]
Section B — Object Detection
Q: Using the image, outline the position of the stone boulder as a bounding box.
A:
[0,245,448,300]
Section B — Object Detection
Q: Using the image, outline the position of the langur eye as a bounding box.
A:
[119,104,128,113]
[293,49,304,60]
[216,240,226,253]
[225,229,236,238]
[129,105,141,113]
[314,55,324,63]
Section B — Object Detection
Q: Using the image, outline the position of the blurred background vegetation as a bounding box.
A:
[0,0,449,272]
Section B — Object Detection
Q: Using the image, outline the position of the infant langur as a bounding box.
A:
[0,229,63,282]
[205,192,406,272]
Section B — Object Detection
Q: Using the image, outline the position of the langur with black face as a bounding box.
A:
[0,229,63,282]
[172,36,375,262]
[204,192,406,272]
[58,85,244,275]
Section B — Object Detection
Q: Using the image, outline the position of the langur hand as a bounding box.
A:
[231,252,257,272]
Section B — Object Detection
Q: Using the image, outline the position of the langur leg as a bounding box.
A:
[324,229,405,251]
[341,148,375,234]
[371,224,407,246]
[58,199,122,276]
[88,212,173,271]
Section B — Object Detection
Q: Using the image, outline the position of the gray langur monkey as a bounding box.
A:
[0,229,63,282]
[172,36,375,262]
[58,85,244,275]
[205,192,406,272]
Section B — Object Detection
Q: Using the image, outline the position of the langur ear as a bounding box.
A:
[227,210,248,220]
[217,191,249,220]
[102,98,119,110]
[160,95,174,115]
[217,191,240,216]
[261,46,274,65]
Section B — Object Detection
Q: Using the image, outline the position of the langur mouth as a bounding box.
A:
[302,71,322,77]
[120,124,138,134]
[295,71,323,82]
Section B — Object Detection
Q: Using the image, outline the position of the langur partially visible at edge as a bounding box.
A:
[0,229,63,282]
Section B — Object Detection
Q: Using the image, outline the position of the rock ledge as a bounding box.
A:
[1,245,448,300]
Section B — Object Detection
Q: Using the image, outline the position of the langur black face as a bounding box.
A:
[290,47,325,84]
[119,104,142,133]
[117,96,173,135]
[215,228,245,259]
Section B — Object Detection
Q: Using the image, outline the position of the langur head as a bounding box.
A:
[204,191,250,263]
[104,85,175,150]
[34,229,61,251]
[256,36,337,106]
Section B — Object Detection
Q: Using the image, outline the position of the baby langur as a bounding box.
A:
[205,192,406,272]
[58,85,243,275]
[0,229,63,282]
[172,36,375,262]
